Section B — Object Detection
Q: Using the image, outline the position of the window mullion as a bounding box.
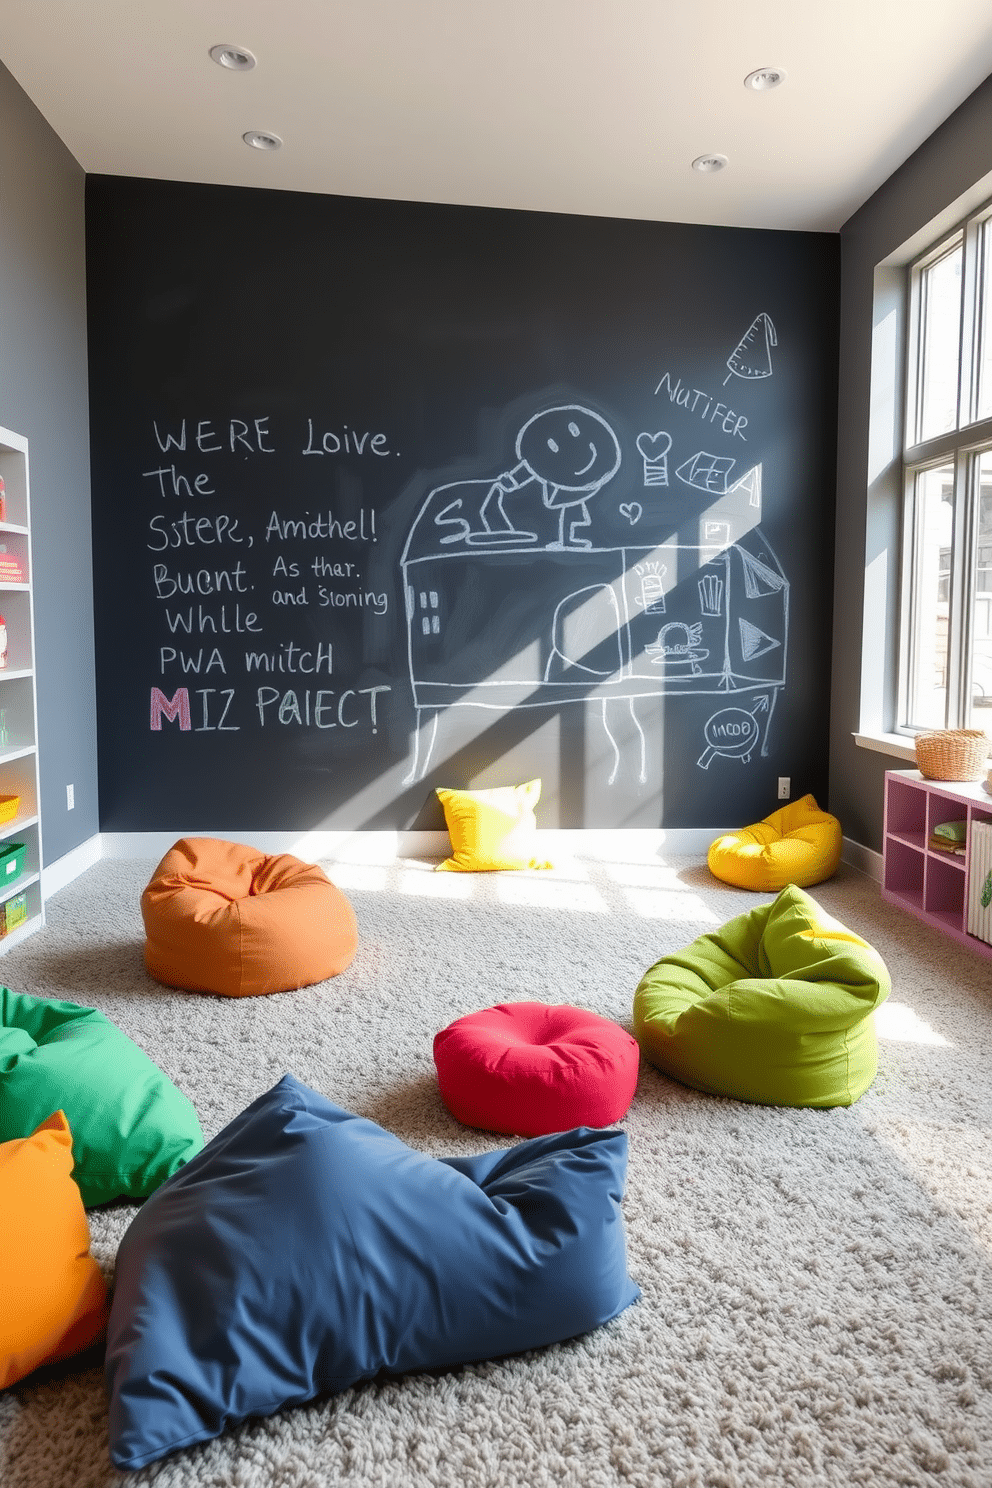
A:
[946,455,971,725]
[961,216,982,426]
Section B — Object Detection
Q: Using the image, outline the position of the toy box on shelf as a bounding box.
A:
[0,891,28,939]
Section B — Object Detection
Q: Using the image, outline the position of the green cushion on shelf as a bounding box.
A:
[632,885,891,1108]
[0,988,203,1207]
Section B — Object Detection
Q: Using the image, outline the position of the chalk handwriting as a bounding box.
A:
[318,588,388,614]
[265,509,377,543]
[193,689,239,731]
[652,373,748,441]
[302,420,392,457]
[147,513,246,550]
[150,686,190,730]
[255,685,390,731]
[245,643,333,675]
[152,418,275,454]
[163,604,261,634]
[143,465,216,499]
[159,647,227,674]
[152,563,250,598]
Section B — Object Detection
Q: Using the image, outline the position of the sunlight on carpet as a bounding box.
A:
[875,1000,952,1047]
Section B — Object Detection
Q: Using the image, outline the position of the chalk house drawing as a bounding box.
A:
[400,401,789,786]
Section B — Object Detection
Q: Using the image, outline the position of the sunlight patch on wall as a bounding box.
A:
[875,1000,952,1047]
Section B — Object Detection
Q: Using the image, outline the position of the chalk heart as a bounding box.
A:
[619,503,642,526]
[636,432,672,460]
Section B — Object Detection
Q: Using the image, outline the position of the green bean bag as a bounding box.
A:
[632,885,890,1107]
[0,988,203,1206]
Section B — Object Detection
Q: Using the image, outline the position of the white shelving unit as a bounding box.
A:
[0,426,44,950]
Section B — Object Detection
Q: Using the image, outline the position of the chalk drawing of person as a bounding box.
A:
[481,405,622,550]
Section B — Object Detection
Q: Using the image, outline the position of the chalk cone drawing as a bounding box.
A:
[399,395,789,786]
[724,313,777,385]
[636,431,672,486]
[738,546,787,599]
[739,618,781,661]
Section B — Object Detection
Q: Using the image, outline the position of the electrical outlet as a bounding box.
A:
[66,783,74,810]
[777,777,790,800]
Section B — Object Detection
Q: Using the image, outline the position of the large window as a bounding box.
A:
[901,205,992,734]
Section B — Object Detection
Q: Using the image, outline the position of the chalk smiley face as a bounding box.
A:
[516,405,622,506]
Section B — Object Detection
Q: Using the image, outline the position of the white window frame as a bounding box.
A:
[898,201,992,736]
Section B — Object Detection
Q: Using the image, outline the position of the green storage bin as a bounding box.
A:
[0,841,26,886]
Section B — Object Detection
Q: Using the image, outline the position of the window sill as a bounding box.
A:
[852,730,918,763]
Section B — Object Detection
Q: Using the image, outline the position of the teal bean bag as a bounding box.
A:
[0,988,203,1206]
[632,884,890,1108]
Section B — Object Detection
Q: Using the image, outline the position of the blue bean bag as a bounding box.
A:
[106,1074,639,1469]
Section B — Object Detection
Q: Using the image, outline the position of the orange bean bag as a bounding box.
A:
[141,838,358,998]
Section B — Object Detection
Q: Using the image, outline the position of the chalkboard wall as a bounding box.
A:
[85,175,839,832]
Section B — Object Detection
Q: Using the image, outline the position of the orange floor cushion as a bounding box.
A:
[141,838,358,998]
[707,794,842,892]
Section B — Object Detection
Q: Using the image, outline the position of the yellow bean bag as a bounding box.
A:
[707,794,841,892]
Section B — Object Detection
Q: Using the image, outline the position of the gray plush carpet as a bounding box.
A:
[1,846,992,1488]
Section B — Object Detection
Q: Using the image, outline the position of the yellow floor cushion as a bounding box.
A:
[707,793,841,892]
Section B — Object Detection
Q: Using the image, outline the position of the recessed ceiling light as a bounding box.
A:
[744,67,786,91]
[692,154,728,174]
[243,131,283,151]
[210,43,256,71]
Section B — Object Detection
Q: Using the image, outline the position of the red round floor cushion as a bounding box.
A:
[141,838,358,998]
[433,1001,640,1136]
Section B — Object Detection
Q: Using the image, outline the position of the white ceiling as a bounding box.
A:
[4,1,992,233]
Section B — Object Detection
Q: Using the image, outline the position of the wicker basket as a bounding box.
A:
[915,729,991,782]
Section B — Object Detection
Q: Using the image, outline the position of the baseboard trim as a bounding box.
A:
[41,834,103,901]
[46,828,876,894]
[86,827,732,871]
[841,836,883,882]
[99,827,730,861]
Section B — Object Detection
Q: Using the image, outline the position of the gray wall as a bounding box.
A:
[0,63,98,864]
[830,75,992,855]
